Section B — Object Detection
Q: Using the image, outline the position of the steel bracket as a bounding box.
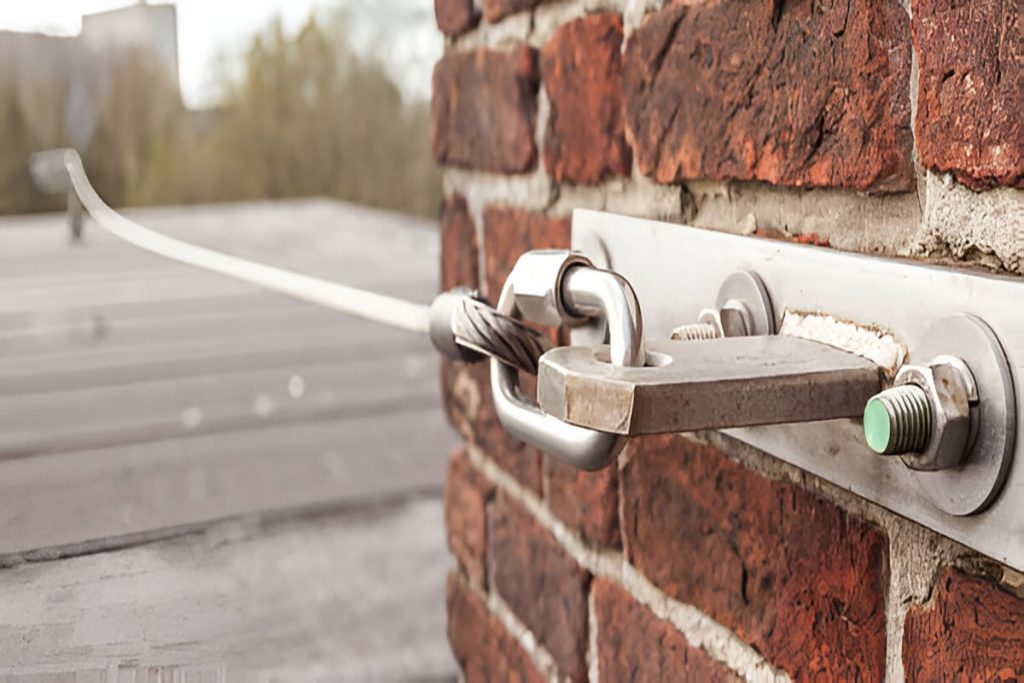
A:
[570,210,1023,571]
[539,336,882,435]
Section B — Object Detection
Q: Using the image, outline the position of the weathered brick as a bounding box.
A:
[488,491,589,681]
[441,194,479,292]
[434,0,479,37]
[441,359,545,494]
[594,578,741,682]
[545,457,620,549]
[432,47,538,173]
[483,0,554,23]
[441,358,478,443]
[622,435,888,681]
[913,0,1023,189]
[623,0,913,193]
[447,571,546,683]
[445,449,496,586]
[541,14,631,184]
[903,567,1024,681]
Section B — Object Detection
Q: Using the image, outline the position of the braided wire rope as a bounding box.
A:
[452,297,548,375]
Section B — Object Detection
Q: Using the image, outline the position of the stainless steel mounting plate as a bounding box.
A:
[573,209,1023,571]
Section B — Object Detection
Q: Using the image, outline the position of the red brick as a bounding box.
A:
[434,0,479,37]
[441,194,479,292]
[913,0,1023,189]
[432,47,539,173]
[594,578,741,682]
[440,357,478,443]
[541,14,631,184]
[483,0,554,23]
[447,572,546,683]
[545,457,620,549]
[903,567,1024,681]
[622,435,888,681]
[623,0,913,193]
[445,449,496,586]
[488,491,589,681]
[441,359,545,494]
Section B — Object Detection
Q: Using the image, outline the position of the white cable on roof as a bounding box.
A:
[61,150,432,335]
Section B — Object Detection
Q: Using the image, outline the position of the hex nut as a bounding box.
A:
[509,249,593,327]
[718,299,753,337]
[897,357,978,471]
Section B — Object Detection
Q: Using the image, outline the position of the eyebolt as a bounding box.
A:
[863,385,933,455]
[491,251,645,471]
[670,271,773,341]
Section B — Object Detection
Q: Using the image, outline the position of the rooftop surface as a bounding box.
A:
[0,198,457,679]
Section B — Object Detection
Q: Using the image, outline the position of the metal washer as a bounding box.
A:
[908,314,1016,516]
[716,270,776,336]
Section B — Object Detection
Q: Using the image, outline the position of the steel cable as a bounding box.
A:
[53,149,545,374]
[453,297,548,375]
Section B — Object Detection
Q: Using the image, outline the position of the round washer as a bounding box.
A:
[906,314,1016,516]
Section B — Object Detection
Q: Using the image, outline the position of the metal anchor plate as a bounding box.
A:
[572,209,1024,571]
[539,336,881,435]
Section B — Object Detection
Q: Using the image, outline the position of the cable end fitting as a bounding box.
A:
[429,288,485,363]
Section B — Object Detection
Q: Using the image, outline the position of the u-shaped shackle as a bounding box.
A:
[490,250,646,470]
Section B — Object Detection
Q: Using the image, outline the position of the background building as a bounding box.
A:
[80,2,180,97]
[0,2,182,213]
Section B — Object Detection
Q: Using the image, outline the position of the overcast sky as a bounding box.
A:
[0,0,440,107]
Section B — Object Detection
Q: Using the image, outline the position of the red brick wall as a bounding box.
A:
[433,1,1024,680]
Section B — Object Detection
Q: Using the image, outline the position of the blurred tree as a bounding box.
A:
[81,46,186,208]
[0,12,441,217]
[180,15,441,215]
[0,33,76,214]
[0,79,46,215]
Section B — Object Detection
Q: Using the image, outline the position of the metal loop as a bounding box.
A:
[490,252,646,471]
[561,266,645,367]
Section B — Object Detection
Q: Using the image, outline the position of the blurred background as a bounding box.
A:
[0,1,459,679]
[0,0,441,216]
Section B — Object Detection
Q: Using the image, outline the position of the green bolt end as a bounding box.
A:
[863,385,932,455]
[863,397,894,454]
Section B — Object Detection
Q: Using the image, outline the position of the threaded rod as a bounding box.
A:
[671,322,720,341]
[863,385,932,455]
